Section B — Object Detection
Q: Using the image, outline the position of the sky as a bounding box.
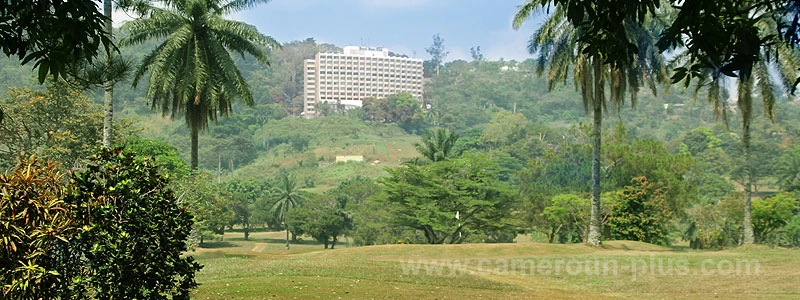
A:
[115,0,543,62]
[230,0,541,61]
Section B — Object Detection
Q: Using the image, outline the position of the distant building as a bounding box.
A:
[302,46,424,118]
[335,155,364,163]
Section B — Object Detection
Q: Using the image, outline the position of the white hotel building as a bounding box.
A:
[302,46,424,118]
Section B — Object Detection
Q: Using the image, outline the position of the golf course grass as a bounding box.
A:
[190,231,799,299]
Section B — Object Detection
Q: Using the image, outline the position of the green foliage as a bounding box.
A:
[541,194,590,243]
[604,125,697,215]
[362,93,425,133]
[479,110,532,149]
[219,178,272,240]
[781,215,800,248]
[0,0,110,82]
[325,177,399,246]
[288,135,311,152]
[65,148,201,299]
[285,202,352,249]
[425,34,449,76]
[776,146,800,192]
[120,0,279,169]
[1,149,201,299]
[609,177,672,246]
[752,193,798,244]
[517,129,592,236]
[121,137,190,179]
[683,195,744,249]
[271,173,307,248]
[680,127,723,156]
[0,81,134,169]
[413,127,461,163]
[181,172,232,245]
[0,158,72,299]
[379,153,517,244]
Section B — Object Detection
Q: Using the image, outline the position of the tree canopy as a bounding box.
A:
[0,0,110,82]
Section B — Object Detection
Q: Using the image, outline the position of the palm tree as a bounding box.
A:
[661,0,800,244]
[120,0,279,169]
[413,128,461,162]
[513,2,667,246]
[102,0,114,148]
[271,173,306,249]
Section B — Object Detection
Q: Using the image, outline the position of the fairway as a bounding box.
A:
[190,231,800,299]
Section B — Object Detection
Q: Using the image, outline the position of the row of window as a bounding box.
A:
[308,74,422,82]
[306,71,422,77]
[318,54,421,62]
[318,62,421,67]
[319,94,420,100]
[318,66,421,72]
[317,80,421,85]
[319,85,421,91]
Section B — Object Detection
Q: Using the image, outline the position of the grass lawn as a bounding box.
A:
[190,231,800,299]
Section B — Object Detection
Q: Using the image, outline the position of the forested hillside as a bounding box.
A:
[3,37,800,248]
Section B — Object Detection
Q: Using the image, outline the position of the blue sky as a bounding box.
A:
[226,0,542,62]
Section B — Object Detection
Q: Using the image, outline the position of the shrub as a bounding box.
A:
[609,176,672,246]
[0,158,73,299]
[65,149,202,299]
[1,149,202,299]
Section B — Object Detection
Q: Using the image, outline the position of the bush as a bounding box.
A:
[1,149,202,299]
[0,158,73,299]
[683,195,743,250]
[780,215,800,248]
[752,193,798,246]
[609,176,672,246]
[65,149,202,299]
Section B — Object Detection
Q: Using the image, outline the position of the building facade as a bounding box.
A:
[302,46,424,118]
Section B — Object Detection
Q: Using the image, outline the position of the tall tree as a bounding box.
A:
[513,1,667,246]
[425,34,449,75]
[379,153,516,244]
[659,0,800,244]
[271,173,306,249]
[470,46,484,62]
[120,0,279,170]
[102,0,114,148]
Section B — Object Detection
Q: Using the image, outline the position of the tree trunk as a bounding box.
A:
[101,0,113,148]
[191,127,199,170]
[586,61,603,247]
[291,232,297,242]
[740,74,755,245]
[331,236,337,249]
[285,227,290,250]
[244,225,250,240]
[742,117,755,244]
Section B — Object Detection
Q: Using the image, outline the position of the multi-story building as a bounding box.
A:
[302,46,424,118]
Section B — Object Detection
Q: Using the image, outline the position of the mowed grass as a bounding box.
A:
[190,231,800,299]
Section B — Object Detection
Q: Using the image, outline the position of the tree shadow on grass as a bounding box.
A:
[198,241,237,249]
[255,237,321,245]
